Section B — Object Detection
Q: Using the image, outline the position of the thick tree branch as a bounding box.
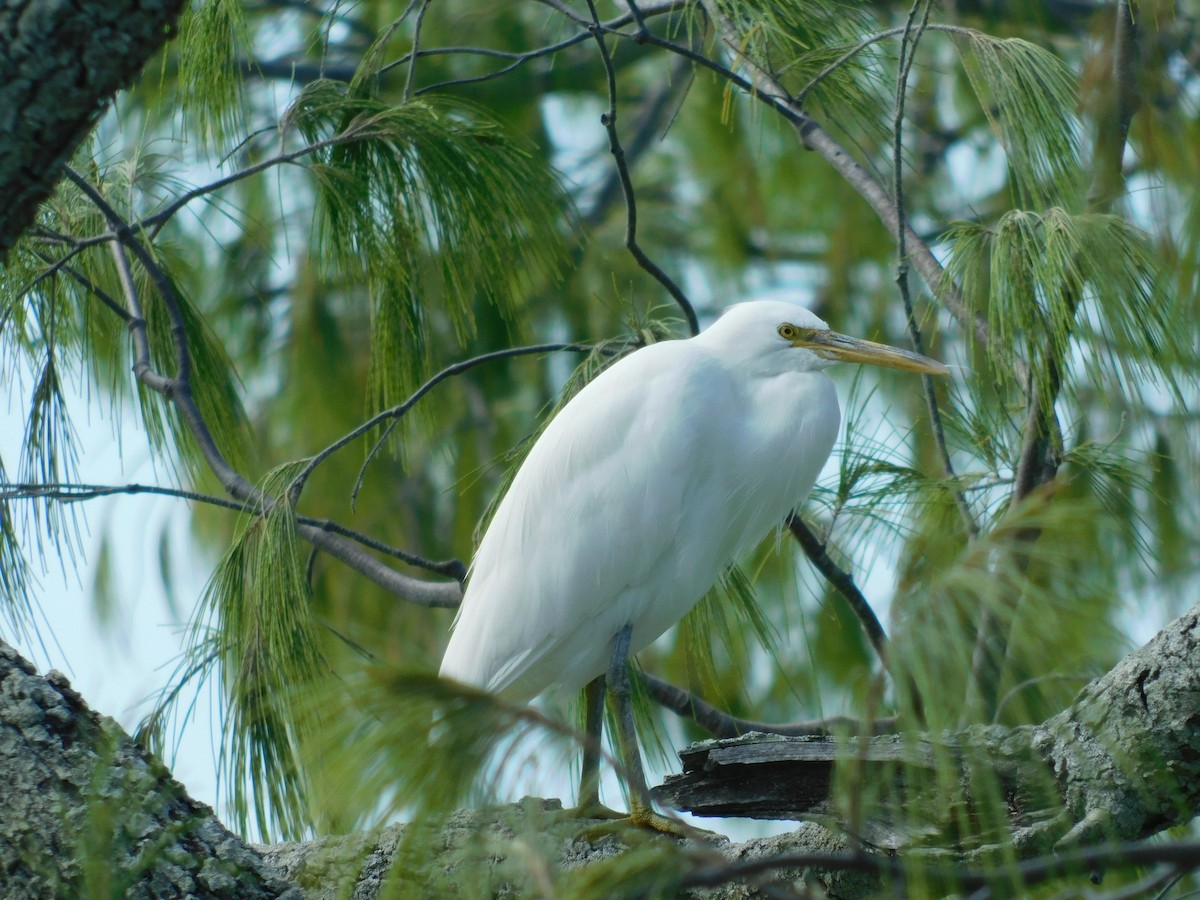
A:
[0,0,187,255]
[657,601,1200,861]
[0,641,296,897]
[5,628,1200,899]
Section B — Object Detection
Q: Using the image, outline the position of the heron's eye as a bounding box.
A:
[778,323,800,340]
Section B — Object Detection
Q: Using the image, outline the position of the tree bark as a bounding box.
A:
[657,602,1200,860]
[2,605,1199,897]
[0,0,186,255]
[0,640,296,898]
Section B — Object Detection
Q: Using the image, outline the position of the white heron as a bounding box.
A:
[440,299,948,831]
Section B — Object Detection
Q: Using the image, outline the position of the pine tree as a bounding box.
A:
[2,0,1198,895]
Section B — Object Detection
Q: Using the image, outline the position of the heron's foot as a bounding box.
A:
[567,800,625,821]
[629,805,720,841]
[577,804,720,843]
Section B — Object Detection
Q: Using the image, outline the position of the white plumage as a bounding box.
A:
[441,300,852,701]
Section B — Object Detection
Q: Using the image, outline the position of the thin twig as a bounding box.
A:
[144,131,368,239]
[889,2,979,540]
[403,0,432,101]
[796,23,976,105]
[290,342,597,504]
[583,0,700,335]
[532,0,588,25]
[404,2,688,93]
[583,51,694,227]
[30,250,131,324]
[0,481,465,579]
[0,481,249,512]
[300,516,465,580]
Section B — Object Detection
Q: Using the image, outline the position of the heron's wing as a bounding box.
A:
[439,341,738,700]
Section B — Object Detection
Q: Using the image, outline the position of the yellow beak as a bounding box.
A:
[798,330,950,375]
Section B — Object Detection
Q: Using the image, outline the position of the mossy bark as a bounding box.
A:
[0,0,186,254]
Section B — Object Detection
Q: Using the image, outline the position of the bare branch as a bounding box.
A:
[61,167,464,608]
[0,481,464,580]
[405,2,689,94]
[583,0,700,335]
[642,672,896,739]
[583,52,694,228]
[290,342,598,504]
[402,0,431,101]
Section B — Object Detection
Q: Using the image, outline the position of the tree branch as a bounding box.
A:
[0,481,464,580]
[0,0,187,255]
[583,0,700,335]
[61,167,464,609]
[4,629,1200,899]
[658,601,1200,861]
[642,672,897,739]
[0,640,296,897]
[291,342,598,505]
[785,515,887,663]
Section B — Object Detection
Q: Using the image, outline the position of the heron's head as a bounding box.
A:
[699,300,949,377]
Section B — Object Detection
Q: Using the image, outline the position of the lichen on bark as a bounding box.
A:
[0,0,187,255]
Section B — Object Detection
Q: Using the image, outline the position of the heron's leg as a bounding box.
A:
[579,674,605,807]
[603,625,714,839]
[605,623,652,809]
[570,674,621,819]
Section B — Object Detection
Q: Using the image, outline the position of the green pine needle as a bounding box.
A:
[284,81,570,416]
[956,34,1082,207]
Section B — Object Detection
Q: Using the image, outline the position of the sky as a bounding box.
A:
[1,378,223,808]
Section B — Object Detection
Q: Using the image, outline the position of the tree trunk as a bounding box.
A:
[0,641,296,898]
[657,602,1200,860]
[1,603,1198,898]
[0,0,186,255]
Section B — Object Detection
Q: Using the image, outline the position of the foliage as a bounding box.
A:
[2,0,1199,894]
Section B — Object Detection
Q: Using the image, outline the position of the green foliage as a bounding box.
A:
[303,671,574,829]
[0,457,34,643]
[177,0,252,147]
[942,208,1176,408]
[185,465,328,838]
[955,35,1082,207]
[2,0,1198,886]
[708,0,885,125]
[284,80,570,412]
[893,486,1127,727]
